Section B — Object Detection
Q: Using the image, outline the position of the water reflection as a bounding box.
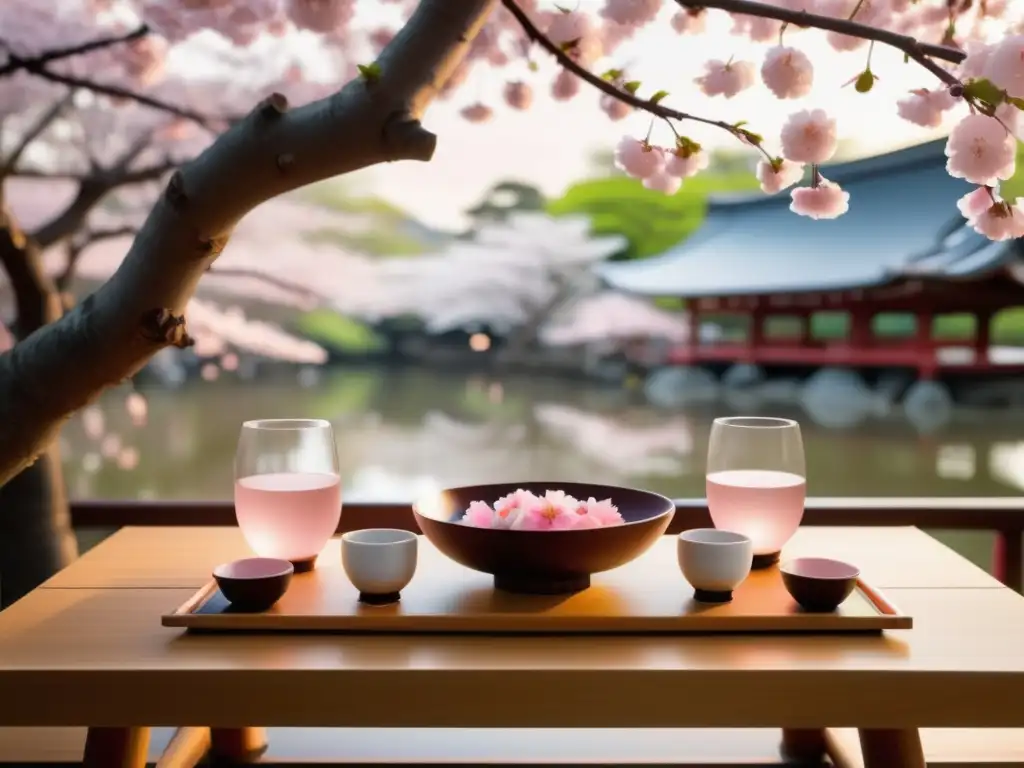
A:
[59,366,1024,502]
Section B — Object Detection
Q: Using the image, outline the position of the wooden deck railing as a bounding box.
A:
[69,497,1024,592]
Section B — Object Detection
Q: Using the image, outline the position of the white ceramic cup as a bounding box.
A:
[341,528,418,605]
[677,528,753,604]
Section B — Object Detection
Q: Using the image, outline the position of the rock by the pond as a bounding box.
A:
[721,363,765,389]
[758,378,802,406]
[644,366,719,408]
[800,367,875,429]
[903,380,953,434]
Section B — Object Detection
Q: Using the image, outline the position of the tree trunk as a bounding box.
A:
[0,443,76,608]
[0,0,499,485]
[0,206,78,607]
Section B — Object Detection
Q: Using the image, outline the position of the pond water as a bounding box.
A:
[63,365,1024,504]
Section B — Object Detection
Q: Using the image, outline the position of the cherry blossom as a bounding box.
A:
[503,81,532,110]
[761,46,814,99]
[896,88,959,128]
[460,102,494,123]
[957,186,996,220]
[945,114,1017,186]
[781,109,839,165]
[614,137,665,179]
[551,69,582,100]
[546,10,603,65]
[600,93,632,120]
[459,489,625,531]
[602,0,664,27]
[666,147,710,178]
[695,59,757,99]
[670,9,706,34]
[984,35,1024,99]
[643,171,683,194]
[286,0,355,34]
[756,158,805,194]
[958,188,1024,240]
[790,179,850,220]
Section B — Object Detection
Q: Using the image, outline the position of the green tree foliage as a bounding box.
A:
[998,141,1024,203]
[547,172,759,262]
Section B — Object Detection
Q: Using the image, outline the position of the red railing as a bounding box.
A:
[69,497,1024,592]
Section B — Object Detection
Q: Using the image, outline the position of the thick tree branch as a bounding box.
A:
[0,0,499,485]
[0,92,75,180]
[0,25,149,77]
[677,0,965,85]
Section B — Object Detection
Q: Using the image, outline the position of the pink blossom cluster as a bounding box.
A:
[614,137,711,196]
[438,1,1024,241]
[460,489,626,531]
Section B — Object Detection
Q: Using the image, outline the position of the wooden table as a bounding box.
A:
[0,525,1021,768]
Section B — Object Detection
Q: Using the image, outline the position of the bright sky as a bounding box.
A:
[177,1,973,230]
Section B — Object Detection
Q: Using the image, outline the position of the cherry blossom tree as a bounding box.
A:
[0,0,1022,603]
[0,1,356,604]
[372,212,626,350]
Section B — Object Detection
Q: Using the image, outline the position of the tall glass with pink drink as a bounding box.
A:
[705,416,805,569]
[234,419,342,572]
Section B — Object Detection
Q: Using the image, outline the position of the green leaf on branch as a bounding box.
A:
[733,120,749,128]
[962,77,1007,109]
[357,62,381,84]
[650,89,670,104]
[601,68,624,81]
[675,136,702,157]
[560,38,581,52]
[554,3,572,12]
[738,128,763,145]
[1007,96,1024,111]
[623,80,642,95]
[1000,141,1024,204]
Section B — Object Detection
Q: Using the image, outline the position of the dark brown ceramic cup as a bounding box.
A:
[213,557,294,612]
[780,557,859,612]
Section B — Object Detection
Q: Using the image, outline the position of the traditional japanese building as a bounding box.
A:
[598,139,1024,381]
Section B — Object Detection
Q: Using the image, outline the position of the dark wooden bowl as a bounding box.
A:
[213,557,294,612]
[413,482,675,595]
[780,557,859,612]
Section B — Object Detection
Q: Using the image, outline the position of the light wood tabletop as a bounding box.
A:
[0,525,1020,768]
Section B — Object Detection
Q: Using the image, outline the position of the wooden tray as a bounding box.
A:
[162,537,912,633]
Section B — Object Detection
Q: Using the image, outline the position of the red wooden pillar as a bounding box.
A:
[683,300,700,364]
[993,530,1023,593]
[798,311,811,346]
[975,310,993,366]
[748,309,765,363]
[849,306,872,349]
[915,309,935,379]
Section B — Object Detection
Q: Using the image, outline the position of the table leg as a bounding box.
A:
[858,728,926,768]
[209,727,268,764]
[780,728,828,762]
[82,726,150,768]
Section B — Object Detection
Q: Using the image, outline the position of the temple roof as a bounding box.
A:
[598,139,1022,299]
